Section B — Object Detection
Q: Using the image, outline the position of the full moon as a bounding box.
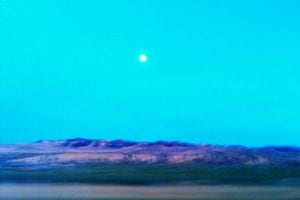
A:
[139,54,147,63]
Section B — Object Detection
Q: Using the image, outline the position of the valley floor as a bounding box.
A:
[0,184,300,200]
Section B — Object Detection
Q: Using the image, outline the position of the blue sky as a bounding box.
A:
[1,0,300,146]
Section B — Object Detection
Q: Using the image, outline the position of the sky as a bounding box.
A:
[1,0,300,146]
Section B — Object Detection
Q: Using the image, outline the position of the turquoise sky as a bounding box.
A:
[1,0,300,146]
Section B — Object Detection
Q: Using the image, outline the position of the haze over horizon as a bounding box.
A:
[1,0,300,146]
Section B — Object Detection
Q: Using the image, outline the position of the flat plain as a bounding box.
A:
[1,184,300,200]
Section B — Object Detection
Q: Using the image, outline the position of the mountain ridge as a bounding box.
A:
[1,138,299,167]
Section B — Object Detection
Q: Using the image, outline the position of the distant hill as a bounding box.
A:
[1,138,300,167]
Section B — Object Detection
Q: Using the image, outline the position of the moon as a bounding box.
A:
[139,54,147,63]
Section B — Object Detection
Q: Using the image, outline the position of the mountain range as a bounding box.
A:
[1,138,300,167]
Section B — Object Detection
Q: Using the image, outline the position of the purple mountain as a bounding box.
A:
[1,138,299,167]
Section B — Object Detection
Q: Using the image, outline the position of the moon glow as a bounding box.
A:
[139,54,147,63]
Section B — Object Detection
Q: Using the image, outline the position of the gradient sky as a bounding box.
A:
[1,0,300,146]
